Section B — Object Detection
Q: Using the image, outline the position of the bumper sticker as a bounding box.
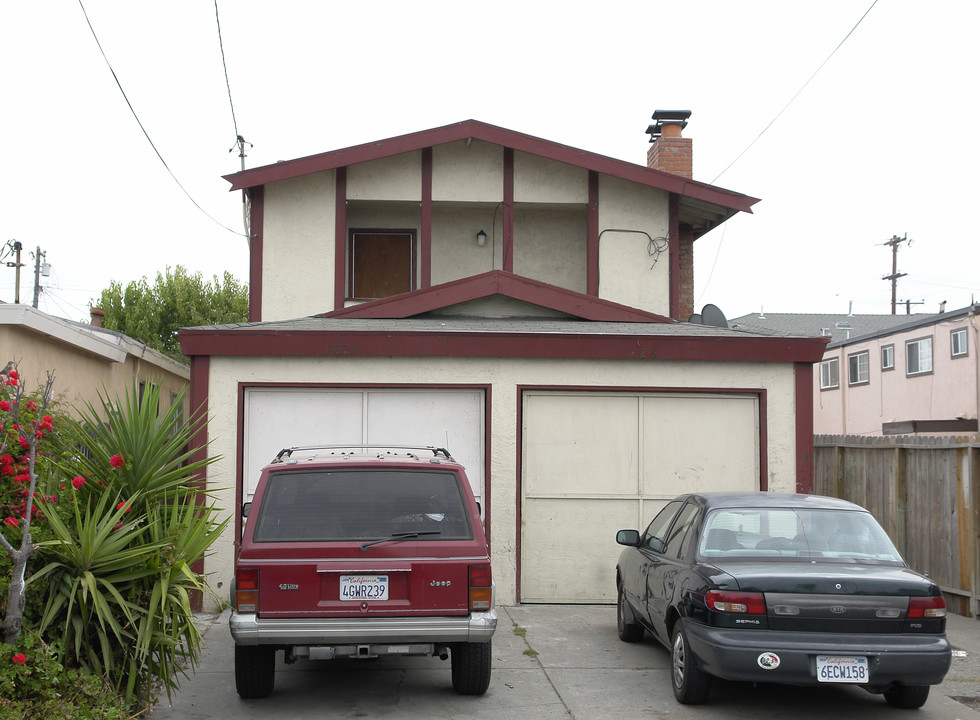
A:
[757,652,781,670]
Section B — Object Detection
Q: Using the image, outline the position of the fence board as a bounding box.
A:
[814,434,980,616]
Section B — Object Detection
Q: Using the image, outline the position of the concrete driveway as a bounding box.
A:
[149,605,980,719]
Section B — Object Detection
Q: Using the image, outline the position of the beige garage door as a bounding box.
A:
[520,391,759,603]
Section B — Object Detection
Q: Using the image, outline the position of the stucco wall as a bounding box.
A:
[432,140,503,202]
[261,171,336,320]
[814,314,979,435]
[0,324,188,418]
[346,151,421,201]
[201,354,798,610]
[596,175,670,312]
[514,151,588,203]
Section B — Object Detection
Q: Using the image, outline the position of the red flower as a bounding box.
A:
[5,377,17,387]
[10,653,25,665]
[25,401,37,412]
[116,501,131,513]
[71,476,86,490]
[113,521,123,531]
[0,401,10,412]
[110,454,125,468]
[7,370,18,380]
[0,465,13,477]
[3,517,18,528]
[17,436,28,449]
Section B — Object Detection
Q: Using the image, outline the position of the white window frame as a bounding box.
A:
[820,357,840,390]
[906,337,933,376]
[951,328,968,358]
[881,344,894,371]
[847,351,870,386]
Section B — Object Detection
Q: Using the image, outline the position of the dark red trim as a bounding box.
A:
[513,385,769,603]
[181,325,828,364]
[587,171,599,296]
[794,362,815,493]
[324,270,670,322]
[668,193,681,320]
[233,382,493,547]
[248,187,264,322]
[421,148,432,288]
[503,148,514,273]
[334,168,347,311]
[224,120,759,215]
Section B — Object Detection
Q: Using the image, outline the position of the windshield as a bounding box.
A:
[698,507,904,563]
[253,469,473,542]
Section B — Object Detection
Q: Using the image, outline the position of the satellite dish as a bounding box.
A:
[701,304,729,328]
[688,313,702,324]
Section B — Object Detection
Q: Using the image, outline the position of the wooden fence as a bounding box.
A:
[813,434,980,616]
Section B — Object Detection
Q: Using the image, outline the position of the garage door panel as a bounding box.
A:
[521,498,635,603]
[524,394,639,496]
[641,395,758,494]
[522,391,760,603]
[245,390,364,496]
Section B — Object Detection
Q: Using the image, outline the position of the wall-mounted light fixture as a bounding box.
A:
[477,229,487,247]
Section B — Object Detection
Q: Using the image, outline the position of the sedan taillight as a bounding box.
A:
[469,564,492,611]
[908,596,946,619]
[706,590,766,615]
[235,568,259,613]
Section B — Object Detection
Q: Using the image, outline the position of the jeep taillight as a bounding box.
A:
[469,564,492,611]
[908,596,946,619]
[236,568,259,613]
[705,590,766,615]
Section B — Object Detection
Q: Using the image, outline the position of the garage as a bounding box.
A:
[519,390,761,603]
[242,387,486,506]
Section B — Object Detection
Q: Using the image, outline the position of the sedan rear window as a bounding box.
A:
[253,469,473,542]
[699,507,903,562]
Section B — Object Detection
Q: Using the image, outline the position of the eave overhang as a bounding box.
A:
[224,119,759,222]
[324,271,671,322]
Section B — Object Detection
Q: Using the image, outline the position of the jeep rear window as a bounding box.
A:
[252,469,473,542]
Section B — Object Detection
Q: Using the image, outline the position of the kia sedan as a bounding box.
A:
[615,492,951,709]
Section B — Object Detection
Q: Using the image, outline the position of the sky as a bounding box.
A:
[1,1,977,324]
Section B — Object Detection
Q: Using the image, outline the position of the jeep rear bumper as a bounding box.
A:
[230,610,497,647]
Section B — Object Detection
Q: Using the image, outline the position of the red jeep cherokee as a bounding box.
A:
[230,445,496,698]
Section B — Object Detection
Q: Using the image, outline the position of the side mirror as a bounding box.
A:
[616,529,641,547]
[242,501,251,518]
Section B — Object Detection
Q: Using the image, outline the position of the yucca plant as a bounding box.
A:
[30,382,226,712]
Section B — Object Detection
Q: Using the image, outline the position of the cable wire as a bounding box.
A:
[214,0,239,141]
[77,0,245,237]
[697,0,878,307]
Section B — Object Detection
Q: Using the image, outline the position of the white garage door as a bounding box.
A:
[520,391,759,603]
[243,388,485,505]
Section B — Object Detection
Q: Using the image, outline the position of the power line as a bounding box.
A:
[77,0,245,237]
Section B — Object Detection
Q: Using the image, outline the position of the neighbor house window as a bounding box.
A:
[906,337,933,376]
[820,358,839,390]
[349,229,416,299]
[881,344,894,371]
[848,351,870,386]
[951,328,968,358]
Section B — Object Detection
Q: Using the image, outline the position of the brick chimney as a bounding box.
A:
[646,110,696,320]
[646,110,692,178]
[90,307,105,328]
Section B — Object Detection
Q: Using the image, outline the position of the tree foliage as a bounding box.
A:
[94,265,248,363]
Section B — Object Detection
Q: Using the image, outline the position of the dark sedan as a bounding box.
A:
[615,492,951,709]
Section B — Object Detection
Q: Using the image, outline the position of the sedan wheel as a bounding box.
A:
[617,585,644,642]
[671,620,711,704]
[883,684,930,709]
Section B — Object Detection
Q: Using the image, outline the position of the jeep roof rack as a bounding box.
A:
[273,444,455,463]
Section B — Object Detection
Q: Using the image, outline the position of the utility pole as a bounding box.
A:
[882,234,909,315]
[3,240,24,304]
[230,135,252,246]
[32,246,49,309]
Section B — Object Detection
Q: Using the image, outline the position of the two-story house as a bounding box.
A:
[179,114,827,608]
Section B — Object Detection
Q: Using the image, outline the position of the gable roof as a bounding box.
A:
[224,119,759,228]
[324,271,671,323]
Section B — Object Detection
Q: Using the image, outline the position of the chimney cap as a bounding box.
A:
[646,109,692,141]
